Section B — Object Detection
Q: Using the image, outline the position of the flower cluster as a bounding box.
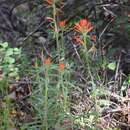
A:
[58,20,66,29]
[44,57,52,65]
[73,19,97,44]
[59,62,65,71]
[74,19,93,34]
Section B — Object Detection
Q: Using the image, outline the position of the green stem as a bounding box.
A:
[45,82,48,130]
[60,73,67,112]
[44,67,49,130]
[83,33,94,85]
[53,3,60,61]
[83,33,87,51]
[61,30,65,58]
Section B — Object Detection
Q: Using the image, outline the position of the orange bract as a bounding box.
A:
[58,20,66,28]
[45,0,54,6]
[59,62,65,71]
[91,35,97,42]
[44,58,52,65]
[73,36,84,45]
[74,19,93,34]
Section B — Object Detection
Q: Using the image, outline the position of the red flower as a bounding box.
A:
[45,0,54,6]
[59,62,65,71]
[74,19,93,34]
[58,20,66,28]
[44,57,52,65]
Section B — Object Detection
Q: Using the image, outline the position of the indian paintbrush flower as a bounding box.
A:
[58,20,66,29]
[74,19,93,34]
[44,57,52,65]
[59,62,65,71]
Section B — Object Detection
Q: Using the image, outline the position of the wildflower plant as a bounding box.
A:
[29,48,73,130]
[44,0,66,61]
[74,18,95,78]
[74,19,94,50]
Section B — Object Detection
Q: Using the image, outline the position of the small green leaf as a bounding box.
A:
[5,57,15,64]
[107,62,116,71]
[6,48,13,56]
[9,68,18,77]
[0,42,8,48]
[13,48,21,55]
